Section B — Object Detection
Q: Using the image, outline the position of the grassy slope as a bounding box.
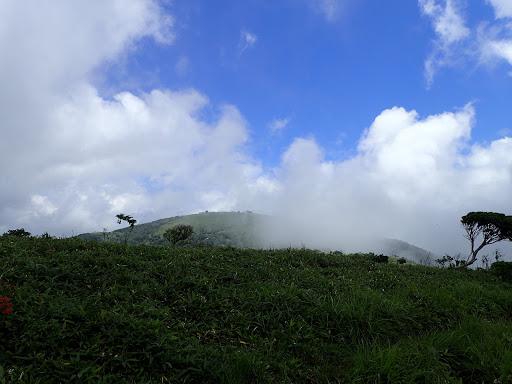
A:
[79,212,267,248]
[1,236,511,383]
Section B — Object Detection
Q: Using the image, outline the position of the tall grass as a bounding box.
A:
[0,236,511,383]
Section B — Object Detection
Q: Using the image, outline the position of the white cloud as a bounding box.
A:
[239,30,257,54]
[268,117,292,134]
[419,0,470,44]
[31,195,58,217]
[261,104,512,258]
[0,1,258,235]
[487,0,512,18]
[479,27,512,66]
[419,0,470,87]
[419,0,512,85]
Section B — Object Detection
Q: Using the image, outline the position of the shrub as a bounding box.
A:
[372,254,389,263]
[164,224,194,245]
[489,261,512,283]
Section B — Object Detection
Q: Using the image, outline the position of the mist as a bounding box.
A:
[246,112,512,263]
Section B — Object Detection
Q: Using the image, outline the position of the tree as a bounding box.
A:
[116,213,137,245]
[164,224,194,246]
[3,228,32,238]
[459,212,512,269]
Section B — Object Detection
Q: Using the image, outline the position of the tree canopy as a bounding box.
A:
[2,228,32,238]
[116,213,137,245]
[459,212,512,269]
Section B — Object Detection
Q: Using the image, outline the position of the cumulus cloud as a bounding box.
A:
[0,1,264,235]
[9,83,268,235]
[261,104,512,258]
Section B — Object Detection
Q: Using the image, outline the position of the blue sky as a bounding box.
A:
[1,0,512,257]
[100,0,511,164]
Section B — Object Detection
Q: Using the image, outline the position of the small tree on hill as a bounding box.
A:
[164,224,194,246]
[459,212,512,269]
[116,213,137,245]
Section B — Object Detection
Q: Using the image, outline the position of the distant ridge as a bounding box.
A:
[78,211,436,262]
[78,211,267,248]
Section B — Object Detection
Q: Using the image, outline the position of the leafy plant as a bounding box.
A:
[164,224,194,245]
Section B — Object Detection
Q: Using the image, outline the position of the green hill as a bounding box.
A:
[78,211,435,263]
[79,211,268,248]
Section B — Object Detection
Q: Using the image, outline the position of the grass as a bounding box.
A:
[0,236,511,383]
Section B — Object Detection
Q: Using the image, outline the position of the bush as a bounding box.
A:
[372,254,389,263]
[489,261,512,283]
[164,224,194,245]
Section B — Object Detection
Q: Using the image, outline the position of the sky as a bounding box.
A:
[1,0,512,258]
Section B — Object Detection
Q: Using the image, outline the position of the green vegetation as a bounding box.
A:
[1,235,511,383]
[115,214,137,245]
[79,211,267,248]
[2,228,32,238]
[490,261,512,283]
[164,224,194,246]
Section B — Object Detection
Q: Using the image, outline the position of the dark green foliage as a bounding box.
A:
[116,213,137,245]
[1,236,511,383]
[164,224,194,245]
[371,254,389,263]
[2,228,32,237]
[490,261,512,283]
[435,254,467,268]
[460,211,512,269]
[397,257,407,264]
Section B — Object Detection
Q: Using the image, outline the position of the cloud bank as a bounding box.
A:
[1,1,511,261]
[263,105,512,257]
